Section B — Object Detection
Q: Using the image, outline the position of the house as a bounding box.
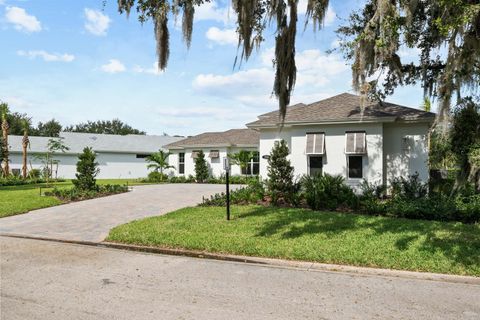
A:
[246,93,435,189]
[165,129,260,177]
[8,132,183,179]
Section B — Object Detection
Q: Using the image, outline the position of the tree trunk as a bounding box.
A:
[2,118,9,176]
[22,132,29,179]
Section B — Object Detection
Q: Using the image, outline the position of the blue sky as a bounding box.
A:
[0,0,426,136]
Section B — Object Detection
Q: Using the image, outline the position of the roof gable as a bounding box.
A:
[165,128,259,149]
[247,93,435,127]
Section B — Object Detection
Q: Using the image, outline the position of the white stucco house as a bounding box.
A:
[165,129,260,177]
[246,93,435,190]
[8,132,183,179]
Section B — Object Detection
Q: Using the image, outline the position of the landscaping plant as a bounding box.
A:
[266,140,296,205]
[72,147,99,191]
[146,150,174,181]
[194,150,209,183]
[301,174,358,211]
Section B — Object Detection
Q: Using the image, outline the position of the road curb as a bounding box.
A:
[2,233,479,285]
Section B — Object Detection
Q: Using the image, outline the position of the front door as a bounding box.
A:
[309,156,323,176]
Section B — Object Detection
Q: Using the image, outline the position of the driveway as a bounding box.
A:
[0,184,229,242]
[2,237,479,320]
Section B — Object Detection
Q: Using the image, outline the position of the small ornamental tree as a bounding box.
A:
[267,140,295,204]
[73,147,99,191]
[194,150,209,183]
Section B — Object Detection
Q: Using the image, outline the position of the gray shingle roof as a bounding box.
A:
[246,93,435,127]
[8,132,183,154]
[165,129,259,149]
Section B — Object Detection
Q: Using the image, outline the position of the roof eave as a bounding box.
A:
[247,117,398,129]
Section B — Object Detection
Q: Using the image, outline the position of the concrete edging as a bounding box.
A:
[1,233,479,286]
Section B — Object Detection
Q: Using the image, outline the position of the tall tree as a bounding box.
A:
[116,0,331,119]
[146,150,174,178]
[21,119,30,179]
[337,0,480,129]
[33,119,62,137]
[64,119,146,135]
[1,103,10,176]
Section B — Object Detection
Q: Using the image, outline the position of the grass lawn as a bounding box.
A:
[0,179,148,218]
[107,205,480,276]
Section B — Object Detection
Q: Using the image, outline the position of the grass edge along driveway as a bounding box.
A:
[107,205,480,277]
[0,179,148,218]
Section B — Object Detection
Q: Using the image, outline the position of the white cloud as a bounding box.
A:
[132,63,163,76]
[5,6,42,32]
[101,59,126,73]
[84,8,111,36]
[193,48,349,108]
[194,1,234,24]
[17,50,75,62]
[205,27,237,46]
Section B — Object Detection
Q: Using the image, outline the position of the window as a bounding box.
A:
[306,133,325,154]
[209,150,220,158]
[191,150,200,159]
[345,131,366,154]
[348,155,363,179]
[241,151,260,175]
[179,153,185,174]
[309,156,323,176]
[136,154,151,159]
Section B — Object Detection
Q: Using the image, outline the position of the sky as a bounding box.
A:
[0,0,427,136]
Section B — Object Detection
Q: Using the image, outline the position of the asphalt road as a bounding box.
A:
[1,237,479,320]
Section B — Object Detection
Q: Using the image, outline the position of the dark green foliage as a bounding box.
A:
[201,180,266,206]
[32,119,62,137]
[64,119,146,135]
[266,140,296,204]
[194,150,209,183]
[167,175,196,183]
[47,184,128,202]
[390,172,428,200]
[72,147,99,191]
[28,169,41,179]
[450,98,480,188]
[301,174,358,211]
[147,171,167,182]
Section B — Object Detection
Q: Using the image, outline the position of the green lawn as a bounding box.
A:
[107,205,480,276]
[0,179,147,218]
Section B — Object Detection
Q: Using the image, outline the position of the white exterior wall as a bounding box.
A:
[383,123,430,185]
[259,123,384,189]
[169,147,258,178]
[9,152,154,179]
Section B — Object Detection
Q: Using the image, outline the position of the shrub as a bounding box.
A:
[455,194,480,223]
[390,172,428,200]
[301,174,358,211]
[266,140,295,204]
[194,151,209,183]
[147,171,167,183]
[72,147,99,191]
[386,195,457,221]
[28,168,41,179]
[201,180,266,206]
[46,184,128,202]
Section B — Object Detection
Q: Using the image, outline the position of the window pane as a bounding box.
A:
[252,163,259,175]
[348,156,363,179]
[179,153,185,162]
[179,164,185,174]
[309,156,323,176]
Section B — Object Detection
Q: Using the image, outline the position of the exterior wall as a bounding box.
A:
[259,123,384,190]
[383,122,430,185]
[169,147,258,178]
[9,151,153,179]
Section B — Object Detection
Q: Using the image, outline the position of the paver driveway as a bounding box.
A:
[0,184,229,242]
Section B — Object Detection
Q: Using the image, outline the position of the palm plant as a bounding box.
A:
[1,103,10,177]
[21,119,31,179]
[146,150,174,178]
[229,150,253,176]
